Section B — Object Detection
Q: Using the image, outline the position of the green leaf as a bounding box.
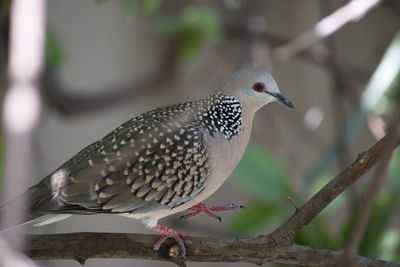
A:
[45,32,64,70]
[141,0,161,14]
[229,202,278,236]
[230,144,290,203]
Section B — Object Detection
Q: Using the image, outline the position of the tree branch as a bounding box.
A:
[23,134,400,266]
[24,233,396,266]
[267,135,392,244]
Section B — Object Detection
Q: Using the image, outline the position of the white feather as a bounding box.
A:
[31,214,72,226]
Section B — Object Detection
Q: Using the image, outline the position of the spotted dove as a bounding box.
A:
[0,69,293,257]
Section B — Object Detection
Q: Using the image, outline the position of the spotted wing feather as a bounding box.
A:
[51,102,210,215]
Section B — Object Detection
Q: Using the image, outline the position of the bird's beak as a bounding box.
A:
[268,92,294,109]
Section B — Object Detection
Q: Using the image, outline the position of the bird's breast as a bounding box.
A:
[202,119,253,194]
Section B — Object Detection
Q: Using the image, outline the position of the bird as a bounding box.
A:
[0,69,293,257]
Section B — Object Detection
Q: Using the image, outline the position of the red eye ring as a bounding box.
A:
[252,82,266,92]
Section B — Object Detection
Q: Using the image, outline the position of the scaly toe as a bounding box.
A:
[172,235,187,258]
[153,235,168,251]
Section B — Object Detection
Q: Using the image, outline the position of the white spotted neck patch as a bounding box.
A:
[198,93,243,140]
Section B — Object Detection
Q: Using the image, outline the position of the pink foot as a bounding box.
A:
[150,223,187,257]
[180,203,244,223]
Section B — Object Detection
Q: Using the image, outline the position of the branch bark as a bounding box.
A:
[23,134,400,266]
[24,233,396,266]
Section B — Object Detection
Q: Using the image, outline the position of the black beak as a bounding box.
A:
[268,92,294,109]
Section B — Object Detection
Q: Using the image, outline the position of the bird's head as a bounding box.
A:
[220,69,294,111]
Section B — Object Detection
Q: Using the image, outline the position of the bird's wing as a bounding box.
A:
[50,102,210,214]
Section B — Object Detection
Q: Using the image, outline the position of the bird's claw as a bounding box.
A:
[179,203,244,222]
[151,224,187,258]
[179,213,221,222]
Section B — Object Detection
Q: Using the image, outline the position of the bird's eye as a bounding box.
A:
[252,82,266,92]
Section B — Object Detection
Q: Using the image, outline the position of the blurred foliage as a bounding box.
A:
[230,144,290,202]
[294,173,345,250]
[230,201,279,236]
[229,144,291,235]
[96,0,162,17]
[45,31,64,70]
[388,148,400,190]
[93,1,221,60]
[122,0,135,17]
[230,145,400,262]
[340,148,400,261]
[1,0,10,8]
[154,7,222,60]
[141,0,161,14]
[295,219,340,250]
[0,0,11,17]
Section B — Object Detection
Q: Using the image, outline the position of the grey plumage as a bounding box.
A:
[1,92,243,226]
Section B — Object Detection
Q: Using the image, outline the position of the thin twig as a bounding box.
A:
[273,0,382,63]
[287,196,300,212]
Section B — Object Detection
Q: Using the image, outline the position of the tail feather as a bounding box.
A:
[0,176,53,230]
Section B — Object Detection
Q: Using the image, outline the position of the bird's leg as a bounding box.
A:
[150,223,187,257]
[179,203,244,222]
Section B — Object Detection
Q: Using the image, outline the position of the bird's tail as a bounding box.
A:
[0,176,53,230]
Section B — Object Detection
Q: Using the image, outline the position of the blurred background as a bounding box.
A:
[0,0,400,266]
